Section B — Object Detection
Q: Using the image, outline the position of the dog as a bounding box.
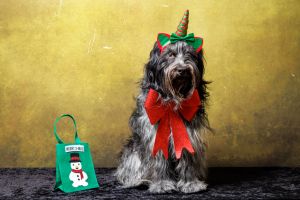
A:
[115,10,211,193]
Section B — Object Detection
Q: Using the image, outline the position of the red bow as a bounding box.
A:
[72,169,84,180]
[144,89,201,159]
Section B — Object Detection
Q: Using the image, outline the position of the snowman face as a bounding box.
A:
[70,162,82,170]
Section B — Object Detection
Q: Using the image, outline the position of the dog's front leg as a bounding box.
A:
[148,153,177,193]
[175,150,207,193]
[115,144,144,188]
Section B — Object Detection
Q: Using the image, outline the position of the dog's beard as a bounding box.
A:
[163,63,197,104]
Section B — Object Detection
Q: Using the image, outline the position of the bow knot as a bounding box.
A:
[170,33,195,45]
[144,89,201,159]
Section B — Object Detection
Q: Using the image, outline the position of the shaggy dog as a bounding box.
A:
[115,11,211,194]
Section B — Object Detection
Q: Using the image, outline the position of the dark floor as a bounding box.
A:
[0,168,299,199]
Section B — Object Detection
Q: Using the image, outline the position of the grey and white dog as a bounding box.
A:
[115,10,211,193]
[115,40,211,193]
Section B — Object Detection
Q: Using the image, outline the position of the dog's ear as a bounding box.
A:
[196,49,210,103]
[142,42,161,89]
[197,49,205,80]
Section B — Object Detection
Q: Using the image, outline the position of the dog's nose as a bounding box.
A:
[176,67,190,75]
[177,68,184,73]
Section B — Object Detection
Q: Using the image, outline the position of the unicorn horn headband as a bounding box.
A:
[157,10,203,53]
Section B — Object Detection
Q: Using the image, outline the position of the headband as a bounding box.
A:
[157,10,203,53]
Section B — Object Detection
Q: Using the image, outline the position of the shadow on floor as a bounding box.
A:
[207,167,290,185]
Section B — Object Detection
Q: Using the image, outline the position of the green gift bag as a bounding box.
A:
[53,114,99,193]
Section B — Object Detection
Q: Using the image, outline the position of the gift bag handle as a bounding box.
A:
[53,114,81,144]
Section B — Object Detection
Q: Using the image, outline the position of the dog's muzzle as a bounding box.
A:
[166,65,196,99]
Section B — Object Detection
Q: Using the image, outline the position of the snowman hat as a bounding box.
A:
[157,10,203,53]
[70,153,81,163]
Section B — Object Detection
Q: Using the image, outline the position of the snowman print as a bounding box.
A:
[69,153,88,187]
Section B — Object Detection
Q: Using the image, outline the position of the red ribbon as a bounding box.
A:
[72,169,84,180]
[144,89,201,159]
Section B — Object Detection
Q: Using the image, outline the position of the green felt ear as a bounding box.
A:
[157,33,170,51]
[193,37,204,53]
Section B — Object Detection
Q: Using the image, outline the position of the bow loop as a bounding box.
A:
[144,89,167,124]
[179,90,201,121]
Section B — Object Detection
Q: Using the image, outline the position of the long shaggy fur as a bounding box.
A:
[115,41,211,193]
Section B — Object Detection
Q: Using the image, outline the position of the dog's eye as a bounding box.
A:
[168,52,176,58]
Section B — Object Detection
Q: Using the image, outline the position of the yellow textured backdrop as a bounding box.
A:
[0,0,299,167]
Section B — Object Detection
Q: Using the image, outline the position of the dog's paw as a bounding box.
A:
[148,180,177,193]
[177,180,207,193]
[116,175,148,188]
[120,179,143,188]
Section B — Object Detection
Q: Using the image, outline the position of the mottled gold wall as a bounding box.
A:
[0,0,299,167]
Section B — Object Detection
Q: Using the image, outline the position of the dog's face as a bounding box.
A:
[143,41,205,104]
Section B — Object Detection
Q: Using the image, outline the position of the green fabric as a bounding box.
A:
[170,33,195,44]
[157,33,170,48]
[54,114,99,193]
[157,10,203,52]
[192,37,203,51]
[158,33,203,52]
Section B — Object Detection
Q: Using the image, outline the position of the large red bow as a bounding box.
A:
[144,89,201,159]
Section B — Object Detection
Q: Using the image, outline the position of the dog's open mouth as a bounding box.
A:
[171,69,195,99]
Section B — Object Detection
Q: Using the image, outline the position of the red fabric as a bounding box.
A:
[156,33,170,52]
[144,89,201,159]
[72,169,84,180]
[195,36,204,53]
